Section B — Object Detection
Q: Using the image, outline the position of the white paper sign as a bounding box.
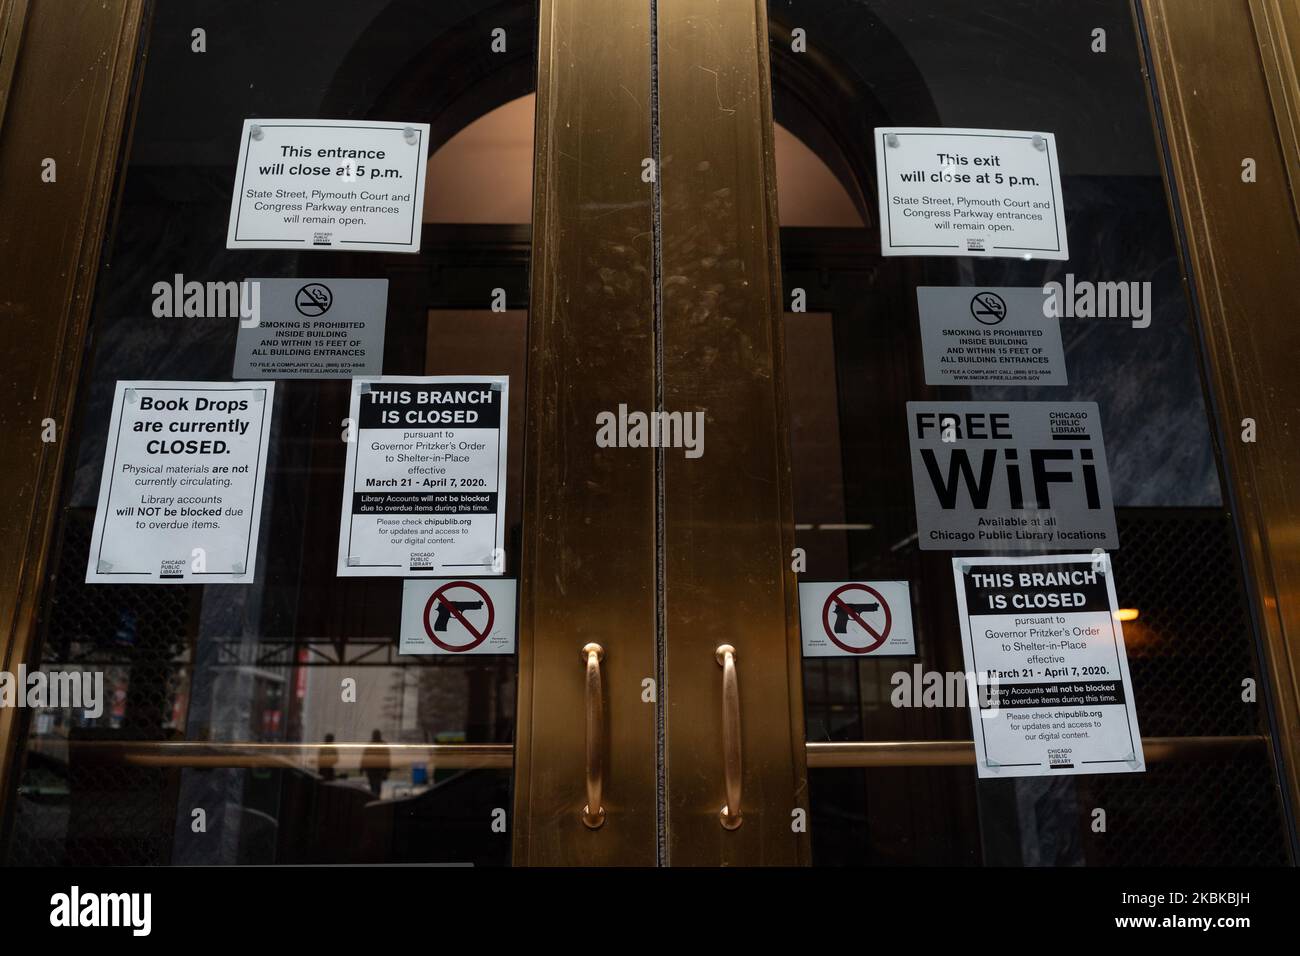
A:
[338,375,508,577]
[799,581,915,657]
[875,127,1068,260]
[917,287,1067,386]
[232,278,387,379]
[227,119,429,252]
[400,579,517,655]
[86,381,275,584]
[952,554,1145,778]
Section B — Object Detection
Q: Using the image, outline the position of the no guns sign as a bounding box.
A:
[399,579,517,656]
[798,581,916,658]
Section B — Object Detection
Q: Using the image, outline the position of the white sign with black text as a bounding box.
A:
[232,278,387,379]
[799,581,916,657]
[875,127,1068,260]
[399,578,517,656]
[953,554,1145,778]
[907,401,1117,551]
[227,119,429,252]
[85,381,275,584]
[917,287,1067,386]
[337,376,508,577]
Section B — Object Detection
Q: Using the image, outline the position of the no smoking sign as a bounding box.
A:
[799,581,916,658]
[400,579,517,656]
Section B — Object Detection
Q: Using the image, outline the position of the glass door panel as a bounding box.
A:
[764,0,1292,865]
[5,0,541,866]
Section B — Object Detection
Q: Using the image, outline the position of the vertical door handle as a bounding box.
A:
[581,642,606,828]
[716,643,743,829]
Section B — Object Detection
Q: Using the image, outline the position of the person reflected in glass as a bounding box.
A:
[363,729,389,797]
[318,732,338,781]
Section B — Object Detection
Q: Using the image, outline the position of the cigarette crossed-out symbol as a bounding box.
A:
[821,583,892,654]
[970,291,1007,325]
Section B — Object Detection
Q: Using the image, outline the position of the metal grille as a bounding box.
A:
[1111,509,1267,739]
[7,509,192,865]
[1080,754,1289,866]
[1078,509,1289,865]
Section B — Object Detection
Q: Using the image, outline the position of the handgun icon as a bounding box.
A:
[832,602,879,633]
[433,600,483,631]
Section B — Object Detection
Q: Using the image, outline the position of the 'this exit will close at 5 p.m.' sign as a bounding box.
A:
[906,402,1117,551]
[875,127,1068,260]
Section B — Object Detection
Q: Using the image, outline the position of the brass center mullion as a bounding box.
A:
[649,0,670,869]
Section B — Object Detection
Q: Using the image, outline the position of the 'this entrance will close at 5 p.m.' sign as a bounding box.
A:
[337,376,508,577]
[875,127,1068,260]
[399,579,517,656]
[953,554,1145,778]
[917,287,1067,386]
[227,119,430,253]
[85,381,275,584]
[799,581,915,657]
[906,402,1117,551]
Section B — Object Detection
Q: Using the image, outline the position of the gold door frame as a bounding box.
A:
[0,0,148,817]
[1139,0,1300,838]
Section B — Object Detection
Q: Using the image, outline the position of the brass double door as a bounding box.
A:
[514,0,808,866]
[513,0,1298,865]
[4,0,1297,869]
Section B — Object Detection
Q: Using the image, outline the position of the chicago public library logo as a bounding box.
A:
[50,887,151,936]
[595,404,705,459]
[0,667,103,718]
